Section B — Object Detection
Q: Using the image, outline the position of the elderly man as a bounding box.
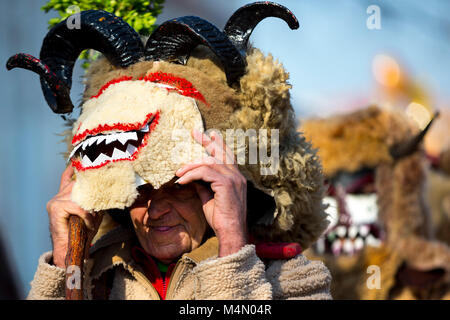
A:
[29,130,331,300]
[8,2,332,300]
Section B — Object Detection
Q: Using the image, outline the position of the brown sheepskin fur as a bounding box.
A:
[427,169,450,245]
[302,106,450,299]
[305,245,402,299]
[64,46,328,250]
[301,106,417,177]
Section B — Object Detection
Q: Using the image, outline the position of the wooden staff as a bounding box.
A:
[64,215,87,300]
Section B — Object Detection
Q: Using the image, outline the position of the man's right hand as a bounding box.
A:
[46,166,98,268]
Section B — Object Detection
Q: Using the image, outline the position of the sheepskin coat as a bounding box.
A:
[27,225,332,300]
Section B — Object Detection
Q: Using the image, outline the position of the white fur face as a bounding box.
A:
[69,74,206,211]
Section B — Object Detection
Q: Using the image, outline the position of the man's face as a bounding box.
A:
[130,183,207,264]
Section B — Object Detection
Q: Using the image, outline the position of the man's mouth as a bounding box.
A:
[70,113,158,170]
[150,225,180,233]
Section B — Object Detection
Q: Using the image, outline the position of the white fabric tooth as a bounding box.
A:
[343,239,354,254]
[92,153,110,166]
[128,132,138,141]
[135,173,147,187]
[117,133,130,145]
[365,235,381,247]
[111,148,127,160]
[141,124,149,133]
[82,140,89,150]
[126,144,137,157]
[96,136,106,145]
[88,137,97,147]
[105,134,118,145]
[336,226,347,238]
[359,225,370,237]
[81,155,93,167]
[332,240,342,255]
[371,236,381,247]
[365,235,374,246]
[354,237,364,251]
[348,225,358,239]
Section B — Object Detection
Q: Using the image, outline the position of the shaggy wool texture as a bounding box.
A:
[63,45,328,250]
[304,245,402,300]
[302,105,450,299]
[301,106,418,177]
[427,169,450,245]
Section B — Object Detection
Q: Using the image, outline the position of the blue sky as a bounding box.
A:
[159,0,450,116]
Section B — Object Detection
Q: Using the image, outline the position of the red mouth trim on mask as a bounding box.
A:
[72,112,158,146]
[70,111,159,171]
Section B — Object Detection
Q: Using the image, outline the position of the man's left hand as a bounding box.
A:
[175,129,247,257]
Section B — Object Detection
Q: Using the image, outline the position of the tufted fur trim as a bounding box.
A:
[193,244,272,299]
[72,161,139,211]
[266,253,332,300]
[233,48,328,249]
[27,252,66,300]
[301,106,419,177]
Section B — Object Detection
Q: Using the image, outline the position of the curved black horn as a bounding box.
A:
[389,111,440,160]
[224,1,299,52]
[6,10,144,114]
[7,53,72,113]
[144,16,246,87]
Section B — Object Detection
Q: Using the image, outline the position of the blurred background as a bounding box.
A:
[0,0,449,298]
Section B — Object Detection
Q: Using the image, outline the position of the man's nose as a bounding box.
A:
[147,197,171,220]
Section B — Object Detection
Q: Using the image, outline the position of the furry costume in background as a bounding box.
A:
[427,149,450,246]
[301,106,450,299]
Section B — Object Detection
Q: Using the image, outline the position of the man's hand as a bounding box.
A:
[175,129,248,257]
[46,166,101,268]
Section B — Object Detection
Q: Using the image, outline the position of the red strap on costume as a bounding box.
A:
[131,246,175,300]
[254,242,302,259]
